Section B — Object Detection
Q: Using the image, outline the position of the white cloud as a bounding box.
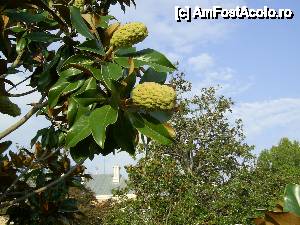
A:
[111,0,246,55]
[232,98,300,138]
[186,53,253,96]
[188,53,215,72]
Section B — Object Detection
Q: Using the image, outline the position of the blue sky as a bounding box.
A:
[1,0,299,175]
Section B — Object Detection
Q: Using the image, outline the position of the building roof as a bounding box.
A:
[85,174,127,196]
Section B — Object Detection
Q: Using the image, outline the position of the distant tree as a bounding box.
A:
[68,186,113,225]
[103,73,255,225]
[253,138,300,210]
[219,138,300,224]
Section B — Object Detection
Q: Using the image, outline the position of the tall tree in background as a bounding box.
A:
[103,72,255,225]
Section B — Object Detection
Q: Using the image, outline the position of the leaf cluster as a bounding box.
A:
[0,140,89,225]
[1,0,177,223]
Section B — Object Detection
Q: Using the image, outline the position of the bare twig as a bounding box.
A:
[104,46,114,60]
[7,88,37,97]
[0,50,25,79]
[0,97,48,140]
[7,74,33,92]
[11,50,25,68]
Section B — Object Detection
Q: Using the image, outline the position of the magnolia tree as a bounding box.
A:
[103,73,255,225]
[0,0,177,223]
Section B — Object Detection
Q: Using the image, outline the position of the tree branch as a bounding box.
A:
[7,88,37,97]
[7,74,33,92]
[0,50,25,79]
[0,98,48,140]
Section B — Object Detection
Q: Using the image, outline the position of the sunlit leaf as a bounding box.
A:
[76,39,105,56]
[25,32,61,43]
[126,112,174,145]
[70,6,95,40]
[118,48,176,72]
[140,68,167,84]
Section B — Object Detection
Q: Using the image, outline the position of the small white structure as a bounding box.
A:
[112,165,120,183]
[85,165,135,201]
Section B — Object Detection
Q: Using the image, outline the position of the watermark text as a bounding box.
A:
[175,6,294,22]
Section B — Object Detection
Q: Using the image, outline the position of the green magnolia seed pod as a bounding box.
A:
[131,82,176,111]
[110,22,148,49]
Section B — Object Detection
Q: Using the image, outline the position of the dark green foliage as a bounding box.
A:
[252,139,300,210]
[0,0,176,223]
[0,141,88,225]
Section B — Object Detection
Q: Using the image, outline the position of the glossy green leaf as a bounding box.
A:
[115,47,136,56]
[74,77,97,96]
[148,111,172,123]
[8,26,26,33]
[36,46,65,91]
[127,112,174,145]
[4,10,50,24]
[102,63,123,81]
[41,127,59,148]
[76,39,105,56]
[74,89,106,106]
[67,97,79,125]
[66,114,91,148]
[76,64,102,80]
[85,63,122,90]
[114,57,130,68]
[284,184,300,216]
[98,15,115,28]
[61,54,93,70]
[110,81,121,108]
[119,48,176,72]
[67,96,90,126]
[49,76,85,108]
[70,6,95,40]
[120,72,136,98]
[48,77,69,108]
[25,32,61,43]
[89,105,118,148]
[95,127,119,156]
[16,37,27,54]
[62,80,85,95]
[0,141,12,155]
[58,67,83,78]
[67,78,98,123]
[140,67,167,84]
